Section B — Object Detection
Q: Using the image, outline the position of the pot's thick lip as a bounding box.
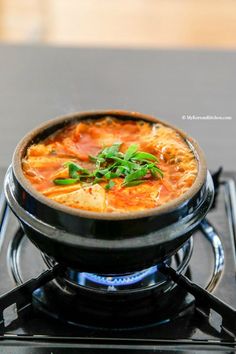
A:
[12,109,207,221]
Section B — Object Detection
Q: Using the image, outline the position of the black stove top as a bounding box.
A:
[0,168,236,353]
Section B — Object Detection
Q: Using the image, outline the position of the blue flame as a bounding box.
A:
[75,266,158,287]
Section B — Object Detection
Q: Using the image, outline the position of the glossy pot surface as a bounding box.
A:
[4,110,214,273]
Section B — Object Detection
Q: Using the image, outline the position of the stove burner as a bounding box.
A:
[5,201,225,330]
[42,239,192,294]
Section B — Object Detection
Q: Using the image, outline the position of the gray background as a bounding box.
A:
[0,44,235,170]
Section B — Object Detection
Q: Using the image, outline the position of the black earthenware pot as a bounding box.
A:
[4,110,214,273]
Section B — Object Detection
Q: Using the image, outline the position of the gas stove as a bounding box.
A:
[0,167,236,353]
